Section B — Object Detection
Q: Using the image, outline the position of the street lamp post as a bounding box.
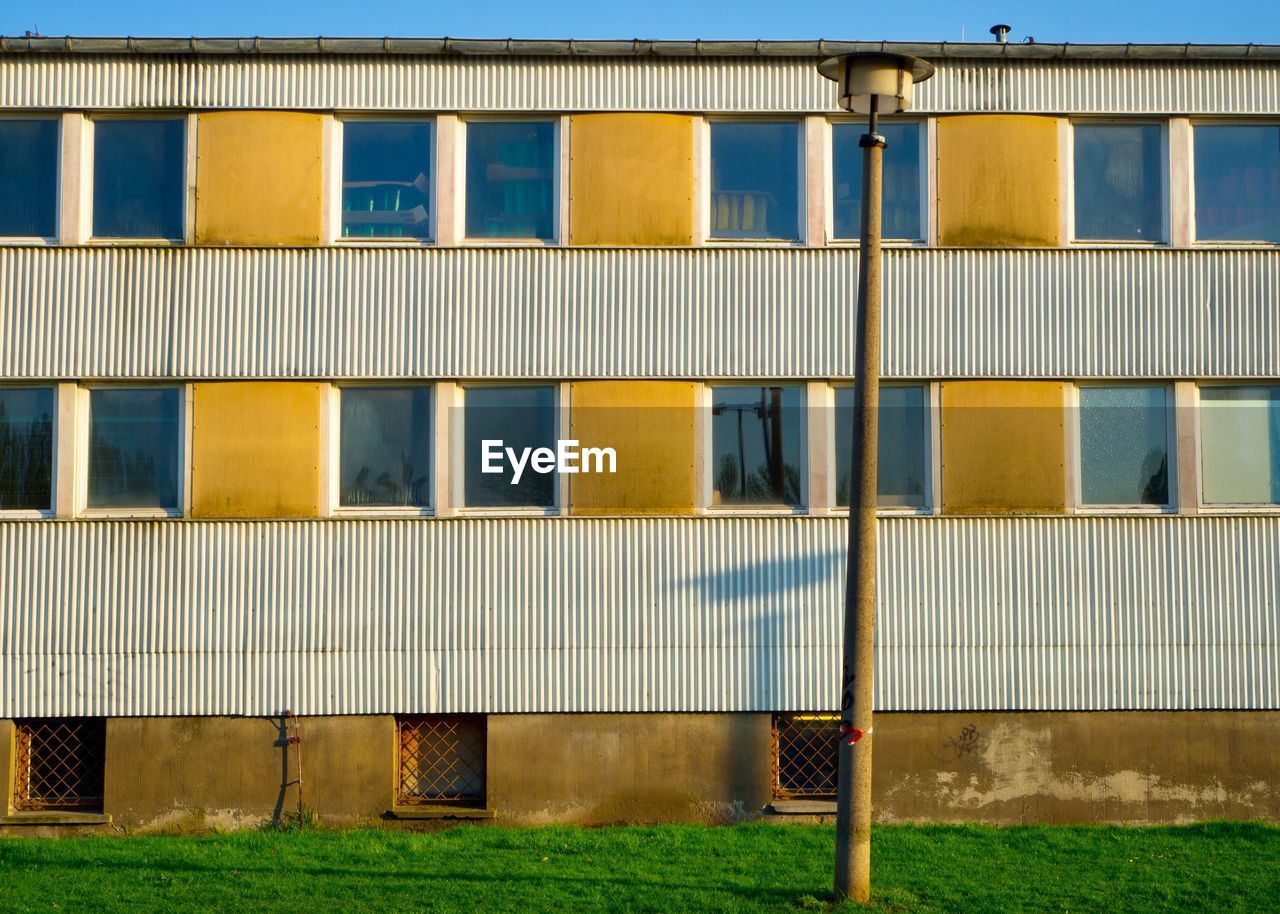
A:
[818,51,934,905]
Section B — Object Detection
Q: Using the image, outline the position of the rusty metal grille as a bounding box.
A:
[13,717,106,811]
[397,715,485,805]
[772,713,840,799]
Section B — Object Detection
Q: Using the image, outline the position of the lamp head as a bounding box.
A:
[817,52,935,114]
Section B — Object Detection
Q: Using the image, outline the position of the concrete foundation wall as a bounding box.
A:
[3,712,1277,832]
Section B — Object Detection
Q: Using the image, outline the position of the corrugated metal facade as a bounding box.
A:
[1,55,1279,114]
[1,247,1276,380]
[1,517,1276,717]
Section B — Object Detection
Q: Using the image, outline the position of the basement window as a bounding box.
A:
[1199,385,1280,506]
[835,384,930,510]
[1193,125,1280,243]
[12,718,106,812]
[1072,123,1165,242]
[0,117,59,239]
[709,384,805,508]
[709,121,802,241]
[341,119,434,240]
[831,121,924,241]
[92,118,186,240]
[338,386,432,509]
[0,386,55,513]
[465,120,557,241]
[772,713,839,800]
[396,715,486,806]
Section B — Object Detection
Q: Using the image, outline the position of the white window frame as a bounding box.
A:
[1193,381,1280,514]
[1069,381,1179,515]
[0,383,60,518]
[826,380,938,517]
[84,112,196,245]
[452,380,567,516]
[328,381,436,518]
[824,117,931,247]
[1187,118,1280,248]
[458,115,566,246]
[700,116,808,246]
[701,381,809,515]
[329,114,438,246]
[76,382,191,519]
[1066,118,1171,247]
[0,113,63,246]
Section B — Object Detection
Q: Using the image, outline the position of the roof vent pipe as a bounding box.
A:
[989,24,1011,43]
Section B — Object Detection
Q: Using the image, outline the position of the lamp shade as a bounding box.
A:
[817,52,935,114]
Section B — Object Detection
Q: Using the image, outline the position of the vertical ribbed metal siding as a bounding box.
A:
[2,247,1277,379]
[1,56,1279,113]
[1,517,1275,717]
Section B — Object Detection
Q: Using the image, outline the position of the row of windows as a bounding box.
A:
[1,115,1278,244]
[2,382,1277,516]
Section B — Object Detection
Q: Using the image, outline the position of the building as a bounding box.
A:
[0,35,1278,832]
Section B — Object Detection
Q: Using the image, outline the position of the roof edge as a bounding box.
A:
[0,36,1278,61]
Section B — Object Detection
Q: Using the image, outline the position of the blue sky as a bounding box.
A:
[6,1,1280,44]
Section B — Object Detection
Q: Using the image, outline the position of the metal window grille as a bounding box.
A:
[772,713,841,799]
[13,717,106,811]
[397,715,485,805]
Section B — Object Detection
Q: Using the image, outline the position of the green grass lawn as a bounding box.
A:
[1,822,1276,913]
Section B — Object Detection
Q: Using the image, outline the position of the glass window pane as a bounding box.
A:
[711,385,804,506]
[465,121,555,240]
[1079,386,1169,506]
[464,386,556,508]
[1194,125,1280,243]
[0,119,58,237]
[1201,386,1280,505]
[0,387,54,511]
[1074,124,1163,241]
[710,122,800,240]
[342,120,433,239]
[832,122,921,240]
[88,388,181,510]
[93,119,185,239]
[340,387,432,507]
[835,386,928,508]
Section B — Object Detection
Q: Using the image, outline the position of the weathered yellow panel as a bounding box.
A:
[195,111,324,246]
[569,114,695,246]
[940,381,1067,515]
[569,381,698,514]
[937,115,1063,247]
[192,382,323,518]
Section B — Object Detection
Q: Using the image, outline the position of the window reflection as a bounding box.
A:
[711,385,804,506]
[1194,125,1280,243]
[0,119,59,238]
[342,120,433,239]
[710,122,800,241]
[464,386,557,508]
[1079,386,1169,506]
[1200,386,1280,505]
[340,387,432,507]
[88,388,181,510]
[93,120,186,240]
[465,121,555,240]
[0,387,54,511]
[835,385,928,508]
[1074,124,1163,241]
[832,122,922,240]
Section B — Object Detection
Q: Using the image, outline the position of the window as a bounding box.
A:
[832,121,923,240]
[0,118,59,238]
[465,120,556,240]
[87,387,182,511]
[1078,385,1171,507]
[463,385,557,508]
[1200,386,1280,506]
[710,384,804,507]
[709,121,801,241]
[1194,125,1280,243]
[773,713,839,800]
[13,718,106,812]
[339,386,431,508]
[397,715,485,806]
[1073,123,1164,242]
[92,119,186,240]
[0,387,54,512]
[835,385,929,509]
[341,120,433,240]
